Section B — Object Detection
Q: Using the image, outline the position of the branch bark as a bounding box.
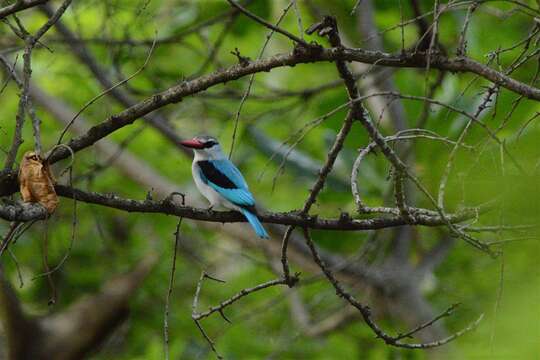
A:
[39,45,540,164]
[0,0,48,20]
[0,40,536,190]
[0,185,485,231]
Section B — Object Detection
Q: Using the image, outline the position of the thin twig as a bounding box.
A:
[56,31,158,145]
[229,2,294,159]
[3,0,73,168]
[41,220,57,305]
[395,303,461,340]
[32,166,76,279]
[192,277,289,321]
[225,0,310,47]
[301,227,484,349]
[191,271,225,359]
[164,218,183,360]
[456,2,478,56]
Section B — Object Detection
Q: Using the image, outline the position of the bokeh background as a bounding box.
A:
[1,0,539,358]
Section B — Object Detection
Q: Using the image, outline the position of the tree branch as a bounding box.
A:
[38,5,192,157]
[0,0,48,20]
[0,40,530,176]
[0,185,491,232]
[225,0,309,47]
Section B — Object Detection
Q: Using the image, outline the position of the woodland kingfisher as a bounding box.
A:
[180,135,269,239]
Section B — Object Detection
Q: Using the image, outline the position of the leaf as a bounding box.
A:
[18,151,58,214]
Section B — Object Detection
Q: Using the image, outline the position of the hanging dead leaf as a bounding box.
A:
[18,151,58,214]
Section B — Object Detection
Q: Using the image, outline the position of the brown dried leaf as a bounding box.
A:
[18,151,58,214]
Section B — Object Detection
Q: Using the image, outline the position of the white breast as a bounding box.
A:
[191,161,238,211]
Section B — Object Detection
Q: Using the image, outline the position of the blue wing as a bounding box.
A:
[197,160,255,207]
[211,159,249,189]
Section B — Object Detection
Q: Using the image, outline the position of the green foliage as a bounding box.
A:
[1,1,539,359]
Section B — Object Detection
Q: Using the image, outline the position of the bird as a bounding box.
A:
[180,135,269,239]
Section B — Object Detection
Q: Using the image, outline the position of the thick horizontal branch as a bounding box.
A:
[42,45,540,165]
[0,45,537,195]
[0,185,485,231]
[0,200,48,222]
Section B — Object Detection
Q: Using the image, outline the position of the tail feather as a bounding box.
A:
[241,209,269,239]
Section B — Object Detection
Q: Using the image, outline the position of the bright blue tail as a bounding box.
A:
[241,209,269,239]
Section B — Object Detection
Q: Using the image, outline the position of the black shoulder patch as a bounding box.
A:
[198,161,237,189]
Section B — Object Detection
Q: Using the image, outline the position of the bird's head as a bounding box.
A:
[180,135,224,160]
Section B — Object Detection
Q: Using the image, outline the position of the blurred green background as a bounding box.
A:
[1,0,539,359]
